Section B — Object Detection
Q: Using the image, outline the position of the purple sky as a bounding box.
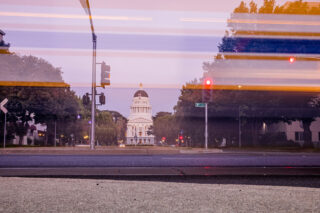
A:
[1,0,319,116]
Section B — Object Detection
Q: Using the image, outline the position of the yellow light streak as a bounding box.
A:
[228,18,320,26]
[0,81,69,87]
[181,17,320,26]
[185,84,320,93]
[235,30,320,37]
[222,54,320,62]
[1,81,320,93]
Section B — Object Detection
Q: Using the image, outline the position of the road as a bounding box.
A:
[1,153,320,167]
[1,153,320,176]
[1,153,320,212]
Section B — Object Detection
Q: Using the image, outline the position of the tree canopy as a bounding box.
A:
[173,0,320,148]
[0,53,80,146]
[234,0,320,15]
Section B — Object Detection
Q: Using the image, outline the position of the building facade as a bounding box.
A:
[264,118,320,147]
[126,88,155,145]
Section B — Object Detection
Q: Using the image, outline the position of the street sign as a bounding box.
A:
[0,98,8,114]
[195,103,205,108]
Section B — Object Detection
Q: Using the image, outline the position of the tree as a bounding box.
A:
[94,110,127,146]
[249,1,258,13]
[220,0,320,147]
[234,1,249,13]
[151,112,179,145]
[174,0,320,148]
[0,53,80,146]
[259,0,276,14]
[275,0,309,15]
[109,110,127,142]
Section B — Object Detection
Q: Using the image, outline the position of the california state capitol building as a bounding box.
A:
[126,84,155,145]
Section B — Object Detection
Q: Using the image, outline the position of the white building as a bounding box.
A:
[12,120,46,145]
[265,118,320,147]
[126,86,155,145]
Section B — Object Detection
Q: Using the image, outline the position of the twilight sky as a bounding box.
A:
[1,0,291,87]
[1,0,319,116]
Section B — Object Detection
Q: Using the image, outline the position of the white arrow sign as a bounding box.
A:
[0,98,8,114]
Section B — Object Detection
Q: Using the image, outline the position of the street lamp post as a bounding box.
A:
[79,0,97,150]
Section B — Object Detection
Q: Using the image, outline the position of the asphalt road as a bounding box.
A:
[1,153,320,167]
[1,153,320,176]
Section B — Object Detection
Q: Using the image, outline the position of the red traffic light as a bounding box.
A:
[203,77,213,102]
[204,77,213,86]
[289,57,295,64]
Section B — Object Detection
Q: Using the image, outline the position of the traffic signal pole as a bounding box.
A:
[202,77,212,150]
[90,33,97,150]
[205,102,208,150]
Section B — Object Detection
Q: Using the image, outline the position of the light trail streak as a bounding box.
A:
[0,11,152,21]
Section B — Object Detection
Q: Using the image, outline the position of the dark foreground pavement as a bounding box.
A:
[1,153,320,176]
[0,176,319,213]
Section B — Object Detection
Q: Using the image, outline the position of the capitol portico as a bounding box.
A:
[126,85,155,145]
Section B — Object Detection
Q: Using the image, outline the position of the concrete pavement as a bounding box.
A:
[1,146,319,155]
[0,146,222,155]
[0,176,319,213]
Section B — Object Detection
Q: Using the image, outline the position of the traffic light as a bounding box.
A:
[101,61,110,88]
[99,93,106,105]
[82,93,90,105]
[179,135,183,140]
[289,57,296,64]
[202,77,213,103]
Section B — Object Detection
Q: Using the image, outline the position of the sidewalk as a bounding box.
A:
[0,146,318,155]
[0,146,223,155]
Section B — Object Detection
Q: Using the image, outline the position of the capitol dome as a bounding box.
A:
[133,90,148,98]
[126,84,154,145]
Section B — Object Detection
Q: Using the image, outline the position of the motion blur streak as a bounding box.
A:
[1,23,225,36]
[228,18,320,26]
[1,81,320,93]
[184,84,320,93]
[180,18,226,23]
[10,48,214,59]
[0,81,69,88]
[181,16,320,26]
[221,54,320,61]
[0,12,152,21]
